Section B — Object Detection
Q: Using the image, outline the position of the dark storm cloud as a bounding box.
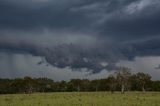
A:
[0,0,160,73]
[0,0,160,36]
[130,37,160,57]
[0,38,124,73]
[0,0,94,30]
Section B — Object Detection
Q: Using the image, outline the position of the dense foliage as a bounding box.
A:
[0,72,160,94]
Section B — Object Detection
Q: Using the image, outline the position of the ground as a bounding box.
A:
[0,92,160,106]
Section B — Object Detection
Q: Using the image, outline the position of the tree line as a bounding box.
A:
[0,67,160,94]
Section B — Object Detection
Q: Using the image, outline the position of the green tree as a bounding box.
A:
[70,79,82,92]
[136,72,151,92]
[107,75,116,93]
[115,66,131,93]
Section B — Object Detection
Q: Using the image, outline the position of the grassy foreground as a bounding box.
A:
[0,92,160,106]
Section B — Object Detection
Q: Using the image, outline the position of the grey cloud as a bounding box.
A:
[1,0,160,39]
[0,31,160,73]
[130,37,160,57]
[0,34,126,73]
[0,0,154,35]
[155,65,160,69]
[0,0,160,74]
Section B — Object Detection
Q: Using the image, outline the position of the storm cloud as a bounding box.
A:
[0,0,160,74]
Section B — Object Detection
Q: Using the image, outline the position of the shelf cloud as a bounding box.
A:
[0,0,160,74]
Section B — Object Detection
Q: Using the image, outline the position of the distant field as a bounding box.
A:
[0,92,160,106]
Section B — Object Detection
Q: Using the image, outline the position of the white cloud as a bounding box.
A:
[124,0,160,15]
[70,2,109,12]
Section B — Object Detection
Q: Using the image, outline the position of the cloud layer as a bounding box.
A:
[0,0,160,73]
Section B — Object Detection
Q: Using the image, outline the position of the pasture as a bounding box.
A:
[0,92,160,106]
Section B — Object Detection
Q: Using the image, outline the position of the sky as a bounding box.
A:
[0,0,160,81]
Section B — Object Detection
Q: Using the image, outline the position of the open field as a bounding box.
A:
[0,92,160,106]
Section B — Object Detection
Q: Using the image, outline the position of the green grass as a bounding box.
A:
[0,92,160,106]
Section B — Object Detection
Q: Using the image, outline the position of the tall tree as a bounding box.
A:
[115,66,131,93]
[136,72,151,92]
[107,75,116,93]
[70,79,82,92]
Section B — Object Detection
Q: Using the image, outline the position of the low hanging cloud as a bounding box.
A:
[1,31,160,74]
[0,30,123,73]
[0,0,160,74]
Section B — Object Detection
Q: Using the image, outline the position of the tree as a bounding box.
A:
[107,75,116,93]
[24,76,36,93]
[115,66,131,93]
[80,79,90,91]
[129,74,138,91]
[151,81,160,91]
[136,72,151,92]
[89,80,100,91]
[70,79,82,92]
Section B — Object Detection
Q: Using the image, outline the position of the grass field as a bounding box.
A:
[0,92,160,106]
